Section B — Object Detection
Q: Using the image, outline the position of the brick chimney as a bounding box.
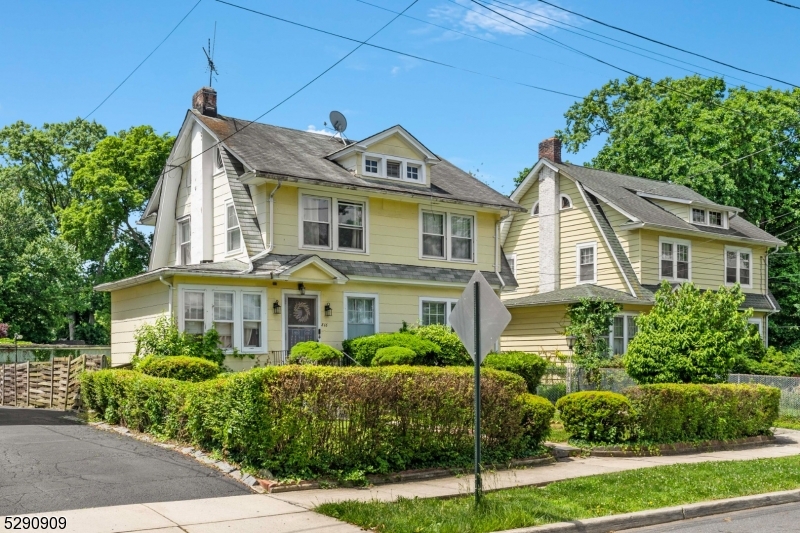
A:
[538,137,561,163]
[192,87,217,117]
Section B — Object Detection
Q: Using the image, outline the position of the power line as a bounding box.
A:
[686,136,797,179]
[84,0,203,119]
[767,0,800,10]
[216,0,581,98]
[530,0,799,88]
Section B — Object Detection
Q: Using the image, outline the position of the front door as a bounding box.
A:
[286,296,318,351]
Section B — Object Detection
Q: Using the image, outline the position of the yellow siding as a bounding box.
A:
[270,184,497,273]
[640,230,768,294]
[212,168,248,262]
[252,182,269,248]
[502,177,538,298]
[167,170,192,267]
[559,178,628,292]
[110,280,169,365]
[501,304,570,354]
[600,200,640,278]
[369,134,423,160]
[650,199,690,221]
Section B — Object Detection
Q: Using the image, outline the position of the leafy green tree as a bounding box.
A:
[624,281,760,384]
[557,75,800,348]
[565,298,620,384]
[513,166,532,188]
[0,190,83,342]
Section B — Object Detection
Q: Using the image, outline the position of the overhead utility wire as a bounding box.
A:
[531,0,799,88]
[215,0,581,98]
[84,0,203,119]
[767,0,800,10]
[484,0,765,88]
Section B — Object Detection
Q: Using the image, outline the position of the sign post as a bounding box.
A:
[450,271,512,505]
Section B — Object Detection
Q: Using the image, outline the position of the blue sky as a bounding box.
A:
[2,0,798,195]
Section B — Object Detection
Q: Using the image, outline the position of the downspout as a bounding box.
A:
[241,179,282,274]
[159,276,174,318]
[495,211,514,290]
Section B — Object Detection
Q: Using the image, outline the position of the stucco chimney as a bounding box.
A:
[538,137,562,163]
[192,87,217,117]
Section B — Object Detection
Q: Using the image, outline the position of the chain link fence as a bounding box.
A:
[0,345,111,364]
[729,373,800,417]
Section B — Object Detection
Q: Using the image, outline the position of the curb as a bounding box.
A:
[500,489,800,533]
[589,435,777,458]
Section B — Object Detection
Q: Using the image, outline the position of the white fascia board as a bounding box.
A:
[278,256,349,282]
[621,222,785,247]
[346,275,502,289]
[509,159,557,203]
[327,125,439,162]
[636,191,693,204]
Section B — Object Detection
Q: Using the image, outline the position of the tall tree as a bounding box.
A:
[557,76,800,348]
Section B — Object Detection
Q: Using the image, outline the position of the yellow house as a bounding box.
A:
[500,138,785,355]
[96,87,522,367]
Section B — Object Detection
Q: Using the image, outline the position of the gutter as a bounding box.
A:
[240,180,282,274]
[618,221,786,247]
[158,276,174,318]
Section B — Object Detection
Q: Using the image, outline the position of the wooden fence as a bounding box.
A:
[0,355,106,410]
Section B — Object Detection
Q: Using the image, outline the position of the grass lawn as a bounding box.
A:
[775,416,800,430]
[317,456,800,533]
[547,420,570,443]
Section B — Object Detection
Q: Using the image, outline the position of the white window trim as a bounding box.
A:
[748,317,763,337]
[659,236,692,282]
[343,292,380,341]
[225,202,242,256]
[418,206,478,264]
[691,207,707,225]
[531,201,540,217]
[575,241,597,285]
[177,284,267,353]
[506,253,517,277]
[725,245,753,288]
[214,147,224,173]
[609,312,638,355]
[281,288,322,351]
[361,151,427,184]
[298,192,369,254]
[419,297,459,327]
[176,216,191,265]
[560,194,573,210]
[690,207,728,229]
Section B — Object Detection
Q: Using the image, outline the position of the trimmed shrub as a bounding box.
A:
[288,342,342,365]
[625,383,780,443]
[136,355,220,382]
[82,365,542,479]
[346,333,441,366]
[518,393,555,444]
[484,352,548,394]
[372,346,418,366]
[409,324,471,366]
[556,391,635,444]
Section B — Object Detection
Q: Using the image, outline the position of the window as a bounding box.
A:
[609,314,638,355]
[506,253,517,276]
[365,158,379,174]
[576,243,596,283]
[450,215,474,261]
[386,161,401,179]
[302,196,331,248]
[215,147,223,170]
[338,201,364,251]
[226,204,241,253]
[709,211,723,226]
[748,318,763,338]
[407,164,420,180]
[420,298,459,326]
[660,238,690,281]
[242,293,263,349]
[692,208,706,224]
[346,295,377,339]
[422,211,446,258]
[532,202,540,216]
[183,291,205,335]
[560,194,572,209]
[726,247,752,286]
[213,292,234,349]
[179,219,191,265]
[179,286,266,352]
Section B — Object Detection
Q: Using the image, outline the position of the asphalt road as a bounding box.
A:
[626,502,800,532]
[0,406,249,515]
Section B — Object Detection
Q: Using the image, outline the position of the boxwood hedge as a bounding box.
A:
[344,333,441,366]
[81,365,552,479]
[136,355,220,382]
[288,341,342,365]
[556,391,635,444]
[484,352,548,394]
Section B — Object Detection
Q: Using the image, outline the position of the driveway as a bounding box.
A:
[0,406,249,515]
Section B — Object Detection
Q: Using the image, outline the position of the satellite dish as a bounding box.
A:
[329,111,347,134]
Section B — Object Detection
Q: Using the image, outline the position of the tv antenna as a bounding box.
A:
[328,110,348,145]
[203,22,218,87]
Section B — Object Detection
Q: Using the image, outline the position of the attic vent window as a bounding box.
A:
[386,161,401,179]
[215,147,223,170]
[560,194,573,209]
[532,202,540,216]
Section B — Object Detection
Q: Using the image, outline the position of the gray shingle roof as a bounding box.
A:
[220,148,264,257]
[504,284,654,308]
[552,161,784,246]
[641,284,780,312]
[194,111,522,211]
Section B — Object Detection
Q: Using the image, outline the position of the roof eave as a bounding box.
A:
[619,221,785,247]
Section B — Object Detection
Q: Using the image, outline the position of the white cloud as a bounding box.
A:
[428,0,573,38]
[306,125,334,136]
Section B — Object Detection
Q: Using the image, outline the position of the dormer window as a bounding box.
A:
[361,152,426,184]
[407,164,420,180]
[692,208,706,224]
[365,158,379,174]
[386,161,401,179]
[709,211,723,226]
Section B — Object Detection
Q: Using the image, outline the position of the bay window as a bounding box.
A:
[726,246,752,287]
[179,286,266,352]
[660,238,691,281]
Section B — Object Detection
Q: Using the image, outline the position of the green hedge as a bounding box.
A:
[518,393,555,444]
[345,333,441,366]
[409,324,471,366]
[626,383,780,443]
[136,356,220,382]
[82,365,548,479]
[288,342,342,365]
[372,346,418,366]
[484,352,548,394]
[556,391,635,444]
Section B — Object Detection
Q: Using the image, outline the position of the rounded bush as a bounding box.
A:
[556,391,634,444]
[484,352,548,394]
[136,355,220,382]
[372,346,418,366]
[518,393,555,444]
[410,324,471,366]
[288,341,342,365]
[346,333,441,366]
